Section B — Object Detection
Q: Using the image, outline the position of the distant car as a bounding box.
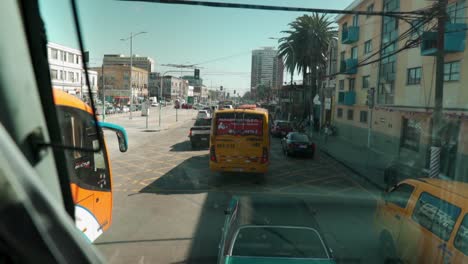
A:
[223,105,234,109]
[281,132,315,158]
[182,103,193,109]
[105,106,115,115]
[189,118,212,149]
[196,110,211,119]
[115,106,122,113]
[271,120,293,137]
[218,195,335,264]
[122,106,130,113]
[151,102,159,107]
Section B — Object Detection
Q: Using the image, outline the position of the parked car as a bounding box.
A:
[115,106,122,113]
[218,195,335,264]
[122,106,130,113]
[271,120,293,137]
[281,132,315,158]
[189,118,212,149]
[151,101,159,107]
[105,106,115,115]
[196,110,211,119]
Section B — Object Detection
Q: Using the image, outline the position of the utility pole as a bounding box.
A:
[129,33,133,120]
[429,0,447,178]
[101,64,106,121]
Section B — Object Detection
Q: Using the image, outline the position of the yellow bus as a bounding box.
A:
[54,90,128,242]
[209,105,270,173]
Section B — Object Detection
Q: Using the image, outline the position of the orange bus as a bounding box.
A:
[209,105,270,173]
[54,90,128,242]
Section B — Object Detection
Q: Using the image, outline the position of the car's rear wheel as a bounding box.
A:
[380,233,401,264]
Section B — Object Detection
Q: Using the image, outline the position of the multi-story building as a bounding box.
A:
[250,47,284,95]
[155,75,188,101]
[103,54,154,73]
[334,0,468,181]
[148,72,160,97]
[47,42,98,102]
[92,65,148,104]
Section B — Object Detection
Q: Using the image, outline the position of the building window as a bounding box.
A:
[360,111,368,123]
[337,108,343,118]
[340,51,345,62]
[364,40,372,54]
[50,69,58,80]
[362,76,370,89]
[447,0,466,24]
[347,109,354,120]
[351,46,358,59]
[339,80,345,90]
[352,15,359,27]
[407,67,422,85]
[67,52,74,63]
[444,61,460,81]
[401,118,421,151]
[51,48,58,59]
[349,78,355,91]
[60,51,66,61]
[367,4,374,18]
[68,71,74,81]
[59,70,64,80]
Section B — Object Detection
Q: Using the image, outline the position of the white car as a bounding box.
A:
[151,102,159,107]
[122,106,130,113]
[196,110,211,119]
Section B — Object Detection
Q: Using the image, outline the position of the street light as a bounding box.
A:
[121,31,147,120]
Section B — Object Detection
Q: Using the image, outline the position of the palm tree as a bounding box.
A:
[278,13,336,118]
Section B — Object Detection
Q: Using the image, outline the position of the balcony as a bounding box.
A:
[338,91,356,106]
[341,26,360,44]
[421,23,466,56]
[340,59,358,75]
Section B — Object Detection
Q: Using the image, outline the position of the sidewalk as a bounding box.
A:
[310,130,393,190]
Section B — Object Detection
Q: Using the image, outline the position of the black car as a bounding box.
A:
[189,118,212,149]
[281,132,315,158]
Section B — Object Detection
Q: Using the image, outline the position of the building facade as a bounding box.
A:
[103,54,154,73]
[92,65,148,104]
[155,76,188,101]
[334,0,468,181]
[250,47,284,95]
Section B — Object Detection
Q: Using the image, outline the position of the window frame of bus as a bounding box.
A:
[57,105,112,192]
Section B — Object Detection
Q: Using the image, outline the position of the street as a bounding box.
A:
[95,108,384,264]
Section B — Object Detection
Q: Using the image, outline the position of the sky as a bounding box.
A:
[39,0,354,95]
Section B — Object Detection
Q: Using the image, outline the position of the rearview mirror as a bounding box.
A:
[98,121,128,152]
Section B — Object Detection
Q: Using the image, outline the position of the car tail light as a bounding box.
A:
[210,146,217,162]
[260,147,268,164]
[189,129,192,137]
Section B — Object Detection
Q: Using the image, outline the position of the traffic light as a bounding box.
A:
[234,90,236,94]
[220,86,223,91]
[227,92,230,98]
[367,88,375,108]
[194,69,200,79]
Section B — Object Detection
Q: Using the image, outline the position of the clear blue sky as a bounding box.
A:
[39,0,353,95]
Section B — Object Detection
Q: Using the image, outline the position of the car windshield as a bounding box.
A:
[232,226,328,259]
[31,0,468,263]
[291,134,309,142]
[194,118,212,126]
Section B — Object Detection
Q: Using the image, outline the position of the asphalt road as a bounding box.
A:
[95,111,384,263]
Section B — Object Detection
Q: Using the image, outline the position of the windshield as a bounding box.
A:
[291,134,309,142]
[33,0,468,263]
[194,118,212,126]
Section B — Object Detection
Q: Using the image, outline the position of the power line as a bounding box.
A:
[119,0,430,18]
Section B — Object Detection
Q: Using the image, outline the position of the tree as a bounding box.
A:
[278,13,336,118]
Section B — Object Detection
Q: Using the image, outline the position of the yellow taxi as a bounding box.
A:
[375,178,468,263]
